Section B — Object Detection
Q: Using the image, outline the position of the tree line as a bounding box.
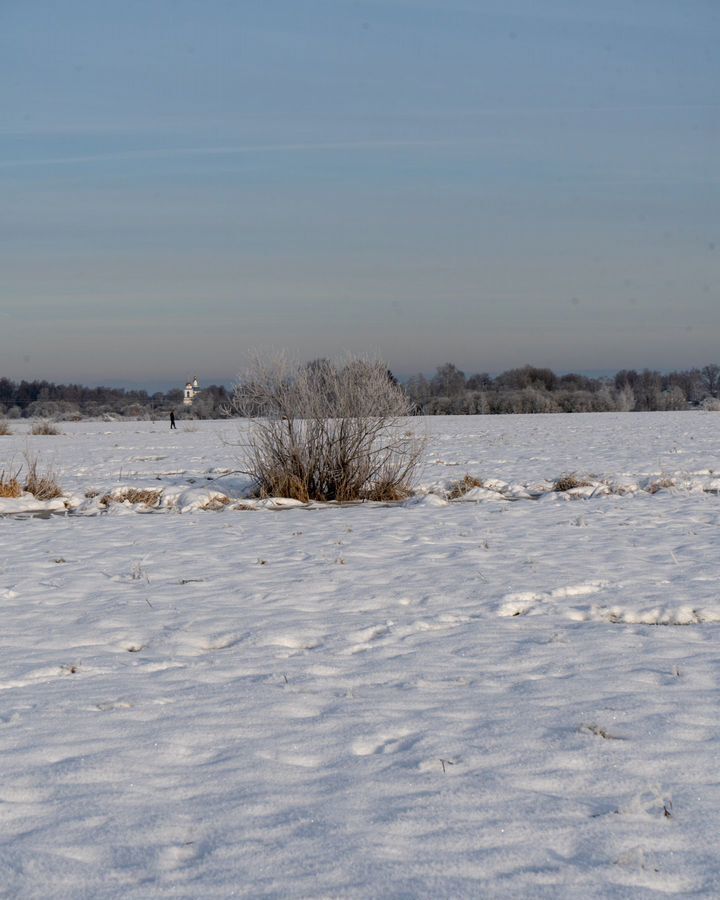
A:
[0,378,230,420]
[404,363,720,414]
[1,363,719,419]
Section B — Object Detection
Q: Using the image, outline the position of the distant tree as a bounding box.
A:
[26,399,60,419]
[666,369,702,404]
[165,388,184,405]
[431,363,466,397]
[496,365,557,392]
[633,370,663,411]
[466,372,492,391]
[660,386,688,411]
[614,369,639,392]
[0,378,14,404]
[614,385,636,412]
[404,374,432,411]
[558,373,599,393]
[701,364,720,398]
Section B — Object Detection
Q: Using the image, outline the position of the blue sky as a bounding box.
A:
[1,0,718,386]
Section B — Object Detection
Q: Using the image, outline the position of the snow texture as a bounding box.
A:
[1,413,719,897]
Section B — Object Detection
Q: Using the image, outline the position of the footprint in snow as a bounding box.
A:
[345,623,392,653]
[352,731,419,756]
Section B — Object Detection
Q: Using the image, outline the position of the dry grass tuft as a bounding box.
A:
[448,474,484,499]
[31,421,61,436]
[100,487,163,507]
[647,478,676,494]
[0,421,13,436]
[553,473,592,492]
[23,453,63,499]
[253,470,413,504]
[204,494,231,510]
[257,473,310,503]
[361,480,413,502]
[0,468,22,498]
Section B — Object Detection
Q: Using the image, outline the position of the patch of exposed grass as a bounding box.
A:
[361,480,413,502]
[553,473,592,492]
[256,472,310,504]
[448,474,484,499]
[647,477,676,494]
[204,494,232,510]
[100,487,163,507]
[579,722,624,740]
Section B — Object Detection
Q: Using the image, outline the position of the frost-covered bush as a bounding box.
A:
[231,354,425,502]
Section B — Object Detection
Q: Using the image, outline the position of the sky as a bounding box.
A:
[1,0,718,388]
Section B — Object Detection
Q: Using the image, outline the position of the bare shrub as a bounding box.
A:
[31,420,61,436]
[448,474,484,499]
[23,453,63,499]
[553,473,591,492]
[0,468,22,498]
[0,421,12,436]
[230,354,425,502]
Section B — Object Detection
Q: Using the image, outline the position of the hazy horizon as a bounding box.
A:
[2,0,717,383]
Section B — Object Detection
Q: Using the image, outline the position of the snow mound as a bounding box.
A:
[403,493,449,508]
[584,604,720,625]
[0,492,67,516]
[161,486,231,512]
[499,582,720,624]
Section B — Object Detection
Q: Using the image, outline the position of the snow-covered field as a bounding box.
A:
[2,413,720,898]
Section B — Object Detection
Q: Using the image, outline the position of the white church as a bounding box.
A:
[183,376,200,406]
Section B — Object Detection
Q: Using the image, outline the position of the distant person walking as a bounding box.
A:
[170,410,176,429]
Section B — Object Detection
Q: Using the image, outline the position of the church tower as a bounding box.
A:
[183,376,200,406]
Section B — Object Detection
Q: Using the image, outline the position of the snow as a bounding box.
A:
[1,413,720,897]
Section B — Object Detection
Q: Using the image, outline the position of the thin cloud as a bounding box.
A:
[421,102,720,118]
[0,139,457,170]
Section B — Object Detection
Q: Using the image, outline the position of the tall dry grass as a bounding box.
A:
[31,421,61,435]
[0,468,22,498]
[22,452,63,499]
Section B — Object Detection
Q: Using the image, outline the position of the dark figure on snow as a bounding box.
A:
[170,411,176,429]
